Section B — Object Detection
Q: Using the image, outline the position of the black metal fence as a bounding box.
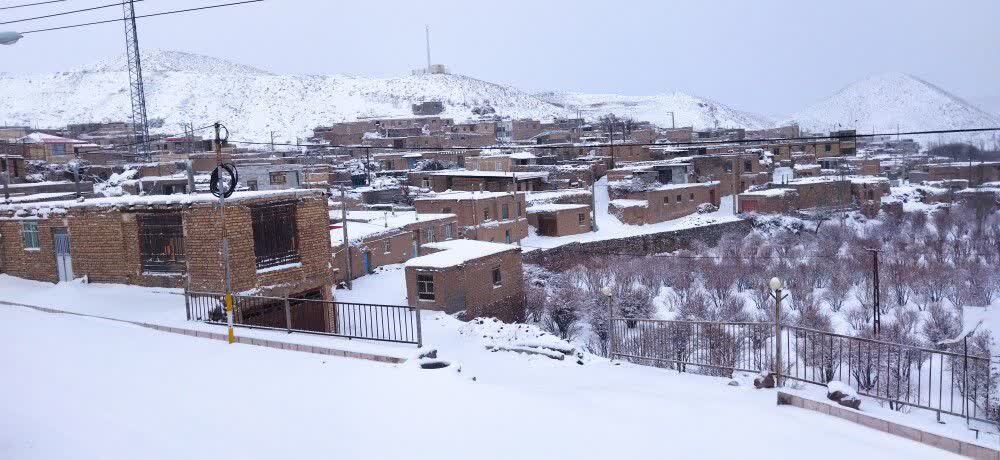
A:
[611,317,996,428]
[185,291,421,346]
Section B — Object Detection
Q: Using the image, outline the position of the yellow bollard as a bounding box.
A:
[225,293,235,344]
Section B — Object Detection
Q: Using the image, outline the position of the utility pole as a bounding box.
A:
[214,122,235,344]
[425,25,432,72]
[731,152,739,215]
[866,248,881,335]
[769,277,787,387]
[364,147,372,186]
[608,123,615,169]
[270,131,276,152]
[340,187,353,289]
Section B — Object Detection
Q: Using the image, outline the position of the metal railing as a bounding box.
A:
[185,291,421,346]
[611,317,996,428]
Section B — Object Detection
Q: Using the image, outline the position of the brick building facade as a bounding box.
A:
[413,191,529,244]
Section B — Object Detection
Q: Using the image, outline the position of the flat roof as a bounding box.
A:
[0,189,323,214]
[404,239,518,269]
[526,203,589,213]
[414,191,522,201]
[425,169,548,180]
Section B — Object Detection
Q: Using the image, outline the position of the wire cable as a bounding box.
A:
[19,0,263,34]
[0,0,66,11]
[226,126,1000,153]
[2,0,144,26]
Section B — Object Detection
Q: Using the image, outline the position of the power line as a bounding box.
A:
[227,126,1000,153]
[0,0,66,11]
[2,0,144,26]
[19,0,263,34]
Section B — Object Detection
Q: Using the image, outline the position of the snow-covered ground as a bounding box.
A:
[0,303,958,459]
[522,176,740,250]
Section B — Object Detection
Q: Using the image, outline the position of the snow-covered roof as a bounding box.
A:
[525,189,591,204]
[740,188,796,197]
[0,189,323,214]
[18,132,84,144]
[526,203,589,213]
[509,151,537,160]
[404,239,518,269]
[425,169,548,180]
[414,190,522,201]
[609,199,647,208]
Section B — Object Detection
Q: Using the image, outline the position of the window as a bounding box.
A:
[384,240,391,254]
[269,172,287,185]
[21,221,40,249]
[442,206,452,214]
[744,160,752,171]
[676,194,682,202]
[505,229,511,243]
[492,267,502,287]
[443,224,453,239]
[417,274,435,300]
[578,213,586,225]
[251,203,300,270]
[421,178,430,188]
[427,227,435,243]
[824,144,832,152]
[502,203,509,219]
[724,161,733,172]
[51,143,66,155]
[483,208,490,221]
[138,213,185,273]
[517,202,523,217]
[246,180,258,191]
[662,196,670,205]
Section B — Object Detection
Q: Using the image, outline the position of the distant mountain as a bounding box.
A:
[536,91,775,130]
[785,73,1000,137]
[0,50,571,143]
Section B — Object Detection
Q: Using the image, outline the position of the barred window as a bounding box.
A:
[251,203,300,270]
[21,221,40,249]
[417,274,435,300]
[502,203,509,219]
[138,213,185,273]
[269,172,287,185]
[492,267,502,287]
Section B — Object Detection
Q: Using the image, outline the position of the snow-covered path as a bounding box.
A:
[0,305,956,460]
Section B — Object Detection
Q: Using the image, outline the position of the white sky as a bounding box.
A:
[2,0,999,116]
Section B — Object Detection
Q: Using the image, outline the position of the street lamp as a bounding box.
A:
[602,286,615,359]
[768,277,787,387]
[0,32,23,45]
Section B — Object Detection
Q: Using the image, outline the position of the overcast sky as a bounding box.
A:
[3,0,999,116]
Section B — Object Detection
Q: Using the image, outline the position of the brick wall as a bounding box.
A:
[405,249,524,322]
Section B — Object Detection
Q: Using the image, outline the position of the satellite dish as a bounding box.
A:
[0,31,23,45]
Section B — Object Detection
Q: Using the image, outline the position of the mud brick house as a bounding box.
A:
[916,161,1000,187]
[413,191,528,244]
[404,239,524,322]
[0,190,334,304]
[329,209,457,282]
[608,181,721,225]
[737,188,799,214]
[17,133,88,163]
[413,169,548,193]
[526,203,592,237]
[689,153,769,195]
[1,153,26,183]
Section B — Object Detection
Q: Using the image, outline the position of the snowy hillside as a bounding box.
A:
[786,73,1000,135]
[537,91,775,130]
[0,50,571,143]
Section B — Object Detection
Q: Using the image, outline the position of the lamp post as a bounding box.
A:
[602,286,614,359]
[768,277,787,386]
[0,31,23,45]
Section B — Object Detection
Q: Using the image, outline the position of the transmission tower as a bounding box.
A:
[122,0,149,159]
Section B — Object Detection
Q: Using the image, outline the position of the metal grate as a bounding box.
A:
[138,213,185,273]
[251,203,300,269]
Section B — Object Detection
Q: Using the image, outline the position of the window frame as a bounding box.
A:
[416,274,435,301]
[492,267,502,287]
[21,221,40,250]
[250,202,301,270]
[138,212,186,274]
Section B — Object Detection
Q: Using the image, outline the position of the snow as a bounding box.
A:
[827,380,859,398]
[414,190,520,201]
[526,203,589,213]
[741,188,795,197]
[536,91,775,130]
[0,189,322,213]
[256,261,302,274]
[785,73,1000,144]
[0,295,959,459]
[404,239,518,269]
[525,188,591,204]
[609,198,648,208]
[508,151,537,160]
[0,50,572,143]
[426,169,548,180]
